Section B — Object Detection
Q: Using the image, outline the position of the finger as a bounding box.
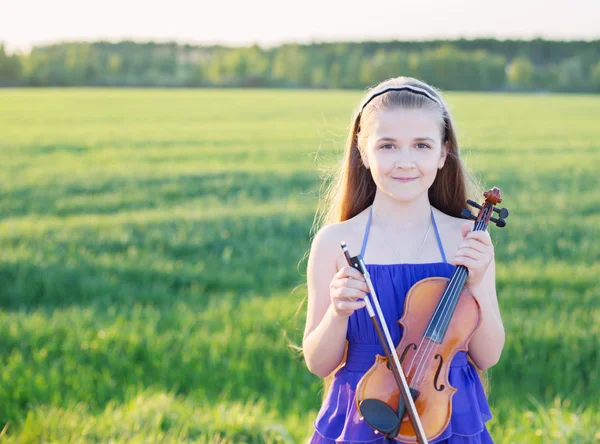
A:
[335,300,366,312]
[337,287,367,301]
[461,222,473,238]
[453,255,479,269]
[337,268,368,292]
[464,231,491,246]
[331,275,368,294]
[338,266,366,281]
[457,239,487,254]
[454,253,490,272]
[464,230,492,246]
[341,276,369,292]
[454,249,483,262]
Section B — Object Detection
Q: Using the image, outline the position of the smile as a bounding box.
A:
[392,177,418,183]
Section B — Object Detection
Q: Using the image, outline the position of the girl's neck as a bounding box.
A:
[371,191,433,233]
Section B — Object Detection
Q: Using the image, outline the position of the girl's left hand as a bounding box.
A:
[452,222,494,289]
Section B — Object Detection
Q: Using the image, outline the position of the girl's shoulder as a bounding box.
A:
[311,208,372,271]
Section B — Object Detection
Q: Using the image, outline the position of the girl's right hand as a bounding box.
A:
[329,266,369,318]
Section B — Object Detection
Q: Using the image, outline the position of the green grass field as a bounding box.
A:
[0,88,598,443]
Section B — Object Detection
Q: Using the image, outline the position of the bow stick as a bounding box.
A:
[341,242,428,444]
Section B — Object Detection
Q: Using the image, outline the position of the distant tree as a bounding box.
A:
[0,43,23,85]
[472,50,506,90]
[341,50,363,89]
[329,62,342,89]
[506,56,535,90]
[590,60,600,93]
[369,49,410,85]
[534,64,559,91]
[243,44,269,86]
[271,44,309,87]
[4,38,599,92]
[359,58,376,87]
[557,56,588,92]
[407,52,421,80]
[205,48,229,86]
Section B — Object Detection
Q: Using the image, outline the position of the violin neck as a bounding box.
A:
[423,265,469,343]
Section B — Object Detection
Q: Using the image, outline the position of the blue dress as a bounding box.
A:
[310,207,493,443]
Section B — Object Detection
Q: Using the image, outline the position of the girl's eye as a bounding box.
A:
[380,143,430,150]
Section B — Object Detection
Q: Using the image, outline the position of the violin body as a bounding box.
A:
[355,277,482,443]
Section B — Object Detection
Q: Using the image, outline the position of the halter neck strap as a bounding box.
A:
[360,206,447,263]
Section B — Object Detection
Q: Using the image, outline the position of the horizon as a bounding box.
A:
[3,35,600,56]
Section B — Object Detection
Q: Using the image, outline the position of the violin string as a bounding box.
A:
[408,266,465,387]
[410,213,485,387]
[409,247,471,387]
[405,265,464,384]
[409,210,489,387]
[404,214,475,380]
[404,248,465,377]
[410,251,472,380]
[410,268,466,387]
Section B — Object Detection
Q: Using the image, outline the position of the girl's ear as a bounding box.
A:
[439,141,449,169]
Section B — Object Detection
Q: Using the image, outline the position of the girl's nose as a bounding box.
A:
[394,148,415,168]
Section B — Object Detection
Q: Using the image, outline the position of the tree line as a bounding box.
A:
[1,38,599,92]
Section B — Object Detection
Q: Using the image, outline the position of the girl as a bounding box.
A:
[303,76,505,443]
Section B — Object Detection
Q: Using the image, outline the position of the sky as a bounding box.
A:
[1,0,599,54]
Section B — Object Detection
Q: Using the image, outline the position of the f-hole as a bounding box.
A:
[386,343,417,371]
[433,354,445,391]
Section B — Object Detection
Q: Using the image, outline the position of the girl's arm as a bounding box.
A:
[466,259,505,370]
[303,226,350,378]
[452,222,505,371]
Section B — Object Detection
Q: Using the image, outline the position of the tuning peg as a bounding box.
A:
[461,209,478,221]
[493,207,509,219]
[490,217,507,228]
[466,199,482,210]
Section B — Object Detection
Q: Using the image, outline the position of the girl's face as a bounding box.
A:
[361,107,448,202]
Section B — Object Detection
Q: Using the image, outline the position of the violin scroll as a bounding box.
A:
[461,187,509,228]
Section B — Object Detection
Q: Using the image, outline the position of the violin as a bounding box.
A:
[341,187,509,444]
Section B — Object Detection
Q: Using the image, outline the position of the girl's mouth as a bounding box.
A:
[392,177,417,183]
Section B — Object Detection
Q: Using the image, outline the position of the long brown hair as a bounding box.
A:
[305,76,488,399]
